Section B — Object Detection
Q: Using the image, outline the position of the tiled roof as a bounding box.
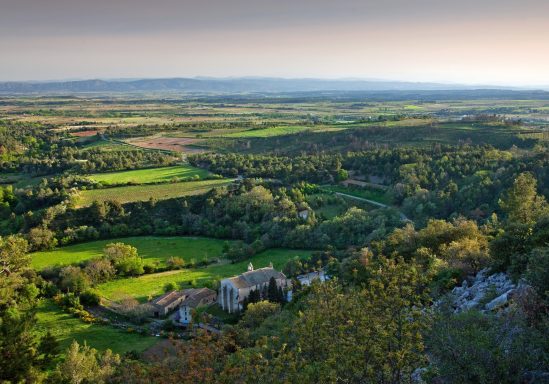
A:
[227,267,286,289]
[151,290,185,308]
[181,287,216,308]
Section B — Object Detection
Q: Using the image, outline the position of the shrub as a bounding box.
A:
[59,266,91,293]
[526,247,549,300]
[164,282,177,292]
[80,289,101,306]
[166,256,185,270]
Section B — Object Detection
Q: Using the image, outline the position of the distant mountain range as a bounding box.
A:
[0,77,546,94]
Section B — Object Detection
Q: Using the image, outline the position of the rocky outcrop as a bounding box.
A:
[447,268,520,313]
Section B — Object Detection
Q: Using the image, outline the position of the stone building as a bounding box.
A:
[218,263,290,313]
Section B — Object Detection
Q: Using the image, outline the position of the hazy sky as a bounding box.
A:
[1,0,548,85]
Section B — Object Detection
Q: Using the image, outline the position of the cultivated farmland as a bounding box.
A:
[75,178,232,207]
[87,164,211,185]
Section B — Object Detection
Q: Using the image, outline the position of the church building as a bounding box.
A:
[218,263,290,313]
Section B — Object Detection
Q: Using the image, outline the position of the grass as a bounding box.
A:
[306,193,353,219]
[87,165,210,185]
[0,172,43,189]
[76,178,232,207]
[97,248,312,302]
[31,236,231,270]
[221,125,313,138]
[321,185,392,205]
[35,300,158,356]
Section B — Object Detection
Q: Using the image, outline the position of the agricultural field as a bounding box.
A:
[31,236,230,270]
[75,178,232,207]
[124,135,206,153]
[221,125,314,138]
[86,164,211,185]
[35,300,157,356]
[96,248,312,302]
[306,193,360,219]
[321,185,393,205]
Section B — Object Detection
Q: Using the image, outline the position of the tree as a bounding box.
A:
[38,331,60,366]
[442,237,490,275]
[292,257,430,383]
[103,243,143,276]
[164,281,178,292]
[267,277,279,303]
[239,301,281,329]
[59,266,91,293]
[526,247,549,300]
[427,310,548,384]
[84,258,115,284]
[0,235,44,382]
[27,226,58,251]
[51,341,120,384]
[0,235,30,276]
[499,173,548,226]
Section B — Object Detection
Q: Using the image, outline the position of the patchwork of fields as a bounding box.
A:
[75,178,232,207]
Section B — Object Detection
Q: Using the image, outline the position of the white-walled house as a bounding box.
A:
[178,288,217,325]
[218,263,290,313]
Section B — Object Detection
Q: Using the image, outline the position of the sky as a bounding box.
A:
[1,0,548,86]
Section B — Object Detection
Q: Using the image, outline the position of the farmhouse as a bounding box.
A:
[218,263,290,313]
[178,288,217,325]
[150,290,186,317]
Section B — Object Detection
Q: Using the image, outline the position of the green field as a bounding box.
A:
[31,236,230,270]
[87,165,210,185]
[321,185,392,205]
[35,300,157,356]
[222,125,313,138]
[76,178,232,207]
[97,248,312,302]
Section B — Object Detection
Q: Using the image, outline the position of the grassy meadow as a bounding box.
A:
[87,164,211,185]
[321,185,392,205]
[76,178,232,207]
[35,300,158,356]
[31,236,230,270]
[221,125,313,138]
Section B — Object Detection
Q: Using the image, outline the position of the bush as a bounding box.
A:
[166,256,185,270]
[427,310,549,383]
[54,292,83,311]
[80,289,101,306]
[42,281,60,298]
[59,266,91,294]
[526,247,549,300]
[164,282,177,292]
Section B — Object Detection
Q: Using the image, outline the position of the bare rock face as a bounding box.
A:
[448,268,519,313]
